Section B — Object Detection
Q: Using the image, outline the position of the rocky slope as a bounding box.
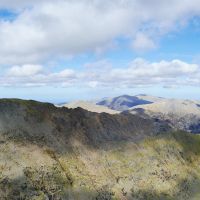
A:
[1,99,200,199]
[130,98,200,133]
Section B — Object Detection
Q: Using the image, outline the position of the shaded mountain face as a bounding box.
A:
[1,99,200,199]
[0,99,168,148]
[97,95,153,111]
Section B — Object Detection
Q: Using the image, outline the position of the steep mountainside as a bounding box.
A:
[97,95,152,111]
[1,99,200,199]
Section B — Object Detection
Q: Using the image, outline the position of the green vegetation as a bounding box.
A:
[1,131,200,199]
[0,166,71,200]
[24,165,70,199]
[1,99,200,199]
[0,98,54,122]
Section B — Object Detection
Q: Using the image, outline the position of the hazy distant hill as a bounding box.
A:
[97,95,153,111]
[135,94,165,103]
[62,100,119,114]
[1,99,200,199]
[130,98,200,133]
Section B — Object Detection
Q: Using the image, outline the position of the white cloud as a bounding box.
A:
[82,59,200,88]
[52,69,75,78]
[0,1,200,89]
[1,59,200,88]
[0,0,200,64]
[7,64,43,77]
[2,64,76,87]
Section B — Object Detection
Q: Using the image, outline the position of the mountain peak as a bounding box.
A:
[97,95,153,111]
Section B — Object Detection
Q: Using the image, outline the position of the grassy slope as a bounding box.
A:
[1,131,200,200]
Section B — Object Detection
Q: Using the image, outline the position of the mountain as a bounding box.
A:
[96,94,200,134]
[0,99,167,145]
[61,100,119,114]
[130,98,200,133]
[1,99,200,199]
[132,99,200,116]
[97,95,153,111]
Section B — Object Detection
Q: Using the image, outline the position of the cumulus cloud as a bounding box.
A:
[84,59,200,88]
[7,64,43,77]
[1,64,76,87]
[0,1,200,90]
[1,59,200,88]
[0,0,200,64]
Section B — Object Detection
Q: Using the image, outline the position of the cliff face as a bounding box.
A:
[1,99,200,200]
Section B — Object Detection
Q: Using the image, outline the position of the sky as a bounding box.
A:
[0,0,200,103]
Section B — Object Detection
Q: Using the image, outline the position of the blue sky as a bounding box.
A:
[0,1,200,103]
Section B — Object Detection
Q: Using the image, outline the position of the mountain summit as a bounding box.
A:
[97,95,153,111]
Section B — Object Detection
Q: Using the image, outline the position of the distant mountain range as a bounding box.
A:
[63,94,200,133]
[62,94,157,113]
